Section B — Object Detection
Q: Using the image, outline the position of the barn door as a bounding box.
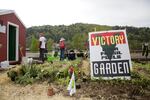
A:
[8,22,19,62]
[8,25,16,61]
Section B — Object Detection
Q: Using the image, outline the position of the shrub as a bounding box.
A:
[7,70,18,81]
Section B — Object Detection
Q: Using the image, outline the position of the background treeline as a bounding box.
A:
[26,23,150,52]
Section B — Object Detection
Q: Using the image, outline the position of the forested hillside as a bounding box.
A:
[113,26,150,50]
[26,23,150,51]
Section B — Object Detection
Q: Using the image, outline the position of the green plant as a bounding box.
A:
[7,70,18,81]
[30,35,38,52]
[131,71,141,79]
[15,74,34,85]
[8,64,41,85]
[20,65,41,78]
[7,58,82,85]
[56,76,70,86]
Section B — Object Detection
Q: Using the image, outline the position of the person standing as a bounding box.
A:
[59,37,65,61]
[142,42,149,59]
[39,33,47,63]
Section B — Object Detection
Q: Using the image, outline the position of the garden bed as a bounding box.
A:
[0,59,150,100]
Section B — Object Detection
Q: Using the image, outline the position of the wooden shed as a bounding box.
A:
[0,9,26,64]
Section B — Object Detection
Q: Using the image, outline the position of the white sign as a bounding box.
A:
[67,72,76,96]
[89,30,132,79]
[0,24,6,33]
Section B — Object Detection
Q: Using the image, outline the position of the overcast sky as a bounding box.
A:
[0,0,150,27]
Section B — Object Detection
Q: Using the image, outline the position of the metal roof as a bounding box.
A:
[0,9,26,27]
[0,9,14,15]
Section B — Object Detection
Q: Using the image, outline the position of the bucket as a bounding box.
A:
[0,61,9,68]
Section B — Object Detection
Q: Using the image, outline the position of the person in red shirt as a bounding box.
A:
[59,37,65,61]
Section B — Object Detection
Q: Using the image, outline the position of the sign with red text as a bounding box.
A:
[89,30,132,79]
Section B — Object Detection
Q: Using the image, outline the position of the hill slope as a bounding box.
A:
[26,23,150,50]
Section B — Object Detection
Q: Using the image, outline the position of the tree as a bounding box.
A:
[26,23,150,50]
[47,38,54,51]
[71,33,88,50]
[30,35,38,52]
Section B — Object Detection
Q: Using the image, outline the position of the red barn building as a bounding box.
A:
[0,9,26,64]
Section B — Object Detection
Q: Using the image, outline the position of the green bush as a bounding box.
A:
[19,65,41,78]
[15,74,34,85]
[7,70,18,81]
[30,35,38,52]
[37,68,58,82]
